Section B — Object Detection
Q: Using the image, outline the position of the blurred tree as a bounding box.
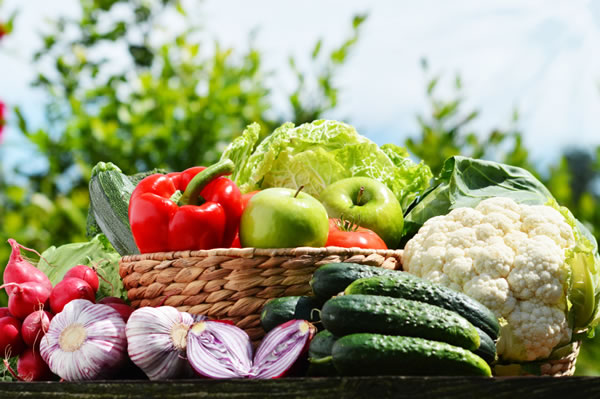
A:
[0,0,366,304]
[406,59,537,177]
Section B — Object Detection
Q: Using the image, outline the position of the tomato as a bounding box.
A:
[325,218,387,250]
[230,191,260,248]
[241,191,260,209]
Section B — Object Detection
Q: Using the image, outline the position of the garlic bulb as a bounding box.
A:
[39,299,127,381]
[126,306,205,380]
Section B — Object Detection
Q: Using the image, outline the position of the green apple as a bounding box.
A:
[240,187,329,248]
[319,177,404,248]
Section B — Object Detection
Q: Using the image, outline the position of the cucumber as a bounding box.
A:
[321,294,480,351]
[87,163,167,255]
[310,263,402,299]
[260,296,323,332]
[473,327,497,364]
[345,274,500,340]
[332,333,491,377]
[307,330,339,376]
[88,162,138,255]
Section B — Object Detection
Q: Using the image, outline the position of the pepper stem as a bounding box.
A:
[178,160,235,206]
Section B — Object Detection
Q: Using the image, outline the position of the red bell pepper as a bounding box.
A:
[129,160,243,253]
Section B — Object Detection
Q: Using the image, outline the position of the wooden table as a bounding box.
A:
[1,376,599,399]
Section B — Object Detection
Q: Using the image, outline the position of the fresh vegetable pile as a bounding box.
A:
[3,119,600,380]
[0,239,131,381]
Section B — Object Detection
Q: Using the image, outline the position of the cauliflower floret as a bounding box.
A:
[403,196,577,362]
[504,299,571,361]
[507,236,569,304]
[464,274,517,317]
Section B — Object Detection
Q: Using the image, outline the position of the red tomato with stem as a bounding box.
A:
[325,218,387,250]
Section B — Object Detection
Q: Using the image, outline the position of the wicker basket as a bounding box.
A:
[119,246,403,343]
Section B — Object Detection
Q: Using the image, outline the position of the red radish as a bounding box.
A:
[106,303,134,322]
[63,265,99,292]
[21,310,53,348]
[49,278,95,314]
[0,307,11,318]
[3,239,52,296]
[17,347,52,381]
[0,316,25,357]
[98,296,127,305]
[0,282,52,320]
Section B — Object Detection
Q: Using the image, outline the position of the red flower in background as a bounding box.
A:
[0,24,5,39]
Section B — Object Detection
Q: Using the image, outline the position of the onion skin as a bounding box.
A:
[40,299,127,381]
[126,306,206,380]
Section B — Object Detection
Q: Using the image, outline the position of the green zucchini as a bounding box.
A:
[260,296,323,332]
[310,263,402,299]
[345,274,500,340]
[321,294,480,351]
[332,333,491,376]
[87,162,138,255]
[307,330,339,376]
[473,327,497,364]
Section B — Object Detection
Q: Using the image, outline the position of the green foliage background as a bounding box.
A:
[1,0,600,375]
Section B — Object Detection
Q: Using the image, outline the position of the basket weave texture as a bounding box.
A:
[119,246,403,342]
[493,341,580,377]
[539,341,580,376]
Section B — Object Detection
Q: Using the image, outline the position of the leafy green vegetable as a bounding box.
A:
[221,120,432,209]
[403,155,600,334]
[403,156,552,240]
[37,234,126,301]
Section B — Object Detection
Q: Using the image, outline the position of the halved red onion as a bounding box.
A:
[126,306,206,380]
[186,319,315,379]
[250,319,315,378]
[187,321,253,378]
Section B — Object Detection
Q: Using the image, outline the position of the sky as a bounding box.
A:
[1,0,600,175]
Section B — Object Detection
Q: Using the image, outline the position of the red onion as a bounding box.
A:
[126,306,206,380]
[187,319,316,379]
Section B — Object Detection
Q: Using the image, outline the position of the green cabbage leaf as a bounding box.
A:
[220,120,432,210]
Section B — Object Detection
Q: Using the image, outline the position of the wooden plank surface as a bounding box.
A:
[1,377,599,399]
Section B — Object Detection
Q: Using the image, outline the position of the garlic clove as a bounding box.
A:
[39,299,127,381]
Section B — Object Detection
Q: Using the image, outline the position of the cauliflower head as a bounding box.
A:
[403,197,577,362]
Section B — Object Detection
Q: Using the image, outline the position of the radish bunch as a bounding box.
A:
[1,239,130,381]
